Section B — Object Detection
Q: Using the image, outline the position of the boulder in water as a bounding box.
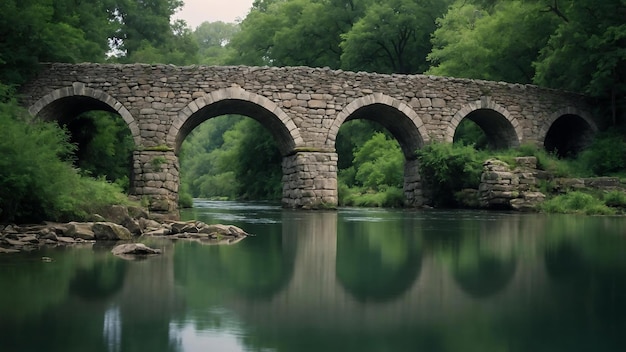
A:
[111,243,161,260]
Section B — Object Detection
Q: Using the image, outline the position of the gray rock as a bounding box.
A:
[66,222,95,240]
[98,205,130,224]
[143,228,170,237]
[199,224,249,237]
[56,236,76,244]
[122,217,142,235]
[111,243,161,259]
[139,218,162,231]
[128,206,149,220]
[18,234,39,243]
[4,238,26,247]
[510,192,546,212]
[93,222,132,240]
[170,221,199,234]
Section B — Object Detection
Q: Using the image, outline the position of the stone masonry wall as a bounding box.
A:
[282,152,338,209]
[479,157,545,211]
[132,150,179,215]
[21,63,597,151]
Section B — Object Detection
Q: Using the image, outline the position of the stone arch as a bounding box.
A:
[28,82,141,147]
[447,97,522,149]
[541,107,597,157]
[326,93,429,207]
[168,86,304,156]
[326,93,429,159]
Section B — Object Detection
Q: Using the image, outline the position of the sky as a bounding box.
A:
[173,0,255,28]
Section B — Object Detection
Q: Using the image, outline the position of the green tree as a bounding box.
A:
[341,0,451,74]
[336,120,385,170]
[0,87,129,222]
[228,0,362,67]
[65,112,135,190]
[193,21,240,65]
[352,132,404,190]
[428,0,559,83]
[231,119,283,200]
[534,0,626,124]
[110,0,182,56]
[180,116,243,199]
[180,117,282,201]
[416,142,484,207]
[0,0,113,84]
[123,18,199,65]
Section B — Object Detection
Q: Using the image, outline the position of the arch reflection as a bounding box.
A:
[336,216,422,302]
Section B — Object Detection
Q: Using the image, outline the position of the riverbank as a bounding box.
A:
[0,205,250,254]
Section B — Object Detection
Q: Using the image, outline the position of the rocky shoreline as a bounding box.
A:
[0,205,250,254]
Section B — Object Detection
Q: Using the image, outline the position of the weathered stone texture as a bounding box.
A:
[19,63,599,211]
[282,152,338,209]
[479,157,544,210]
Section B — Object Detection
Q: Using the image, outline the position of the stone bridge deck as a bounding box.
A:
[20,63,598,212]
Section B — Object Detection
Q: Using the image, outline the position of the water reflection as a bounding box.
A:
[1,205,626,351]
[103,305,121,352]
[336,212,422,302]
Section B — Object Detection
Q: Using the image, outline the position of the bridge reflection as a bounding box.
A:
[228,211,552,330]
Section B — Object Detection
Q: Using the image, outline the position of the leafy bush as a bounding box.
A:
[337,132,405,207]
[453,119,488,149]
[416,142,486,207]
[339,186,405,208]
[178,183,194,208]
[495,143,572,177]
[603,190,626,208]
[539,191,615,215]
[353,132,404,190]
[577,131,626,176]
[0,91,130,223]
[66,111,134,190]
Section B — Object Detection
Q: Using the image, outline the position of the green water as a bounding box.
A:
[1,201,626,352]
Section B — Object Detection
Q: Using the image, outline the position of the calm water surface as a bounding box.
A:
[1,201,626,352]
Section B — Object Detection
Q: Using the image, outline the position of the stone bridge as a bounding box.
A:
[20,63,599,212]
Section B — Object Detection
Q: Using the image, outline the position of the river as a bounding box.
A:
[1,200,625,352]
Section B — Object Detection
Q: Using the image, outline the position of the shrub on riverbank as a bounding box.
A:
[416,140,626,213]
[338,183,404,207]
[0,88,131,223]
[538,191,616,215]
[416,142,485,207]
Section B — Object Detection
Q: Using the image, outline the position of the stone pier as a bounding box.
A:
[132,150,179,215]
[281,151,338,209]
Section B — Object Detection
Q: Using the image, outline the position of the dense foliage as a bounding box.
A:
[338,132,405,207]
[65,112,135,191]
[416,143,485,207]
[0,90,129,223]
[180,117,282,201]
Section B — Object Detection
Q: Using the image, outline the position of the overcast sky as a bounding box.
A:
[173,0,255,28]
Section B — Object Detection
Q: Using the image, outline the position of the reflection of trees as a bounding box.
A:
[174,231,294,313]
[0,246,135,352]
[69,255,127,300]
[221,233,294,299]
[452,252,516,298]
[545,241,626,329]
[423,211,521,299]
[0,245,99,321]
[336,219,422,302]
